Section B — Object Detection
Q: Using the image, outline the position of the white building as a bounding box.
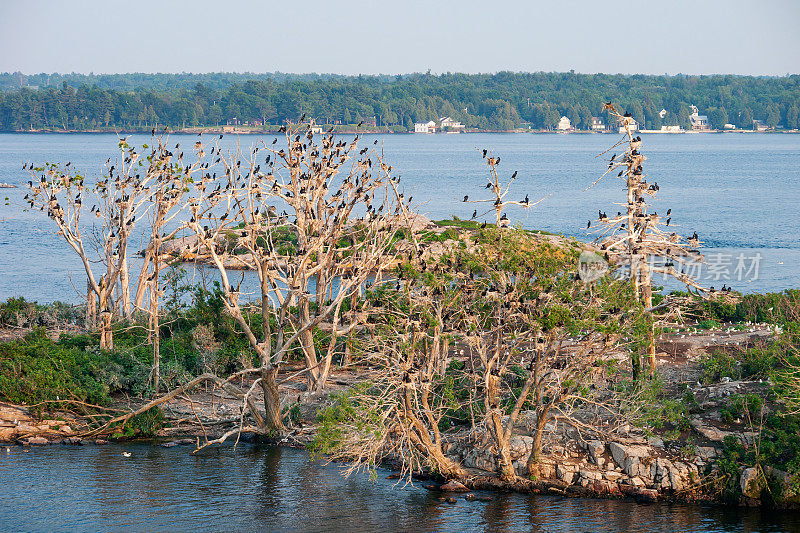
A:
[439,116,465,130]
[724,123,736,130]
[660,125,684,133]
[557,116,572,131]
[689,106,711,131]
[414,121,437,133]
[590,117,605,131]
[618,117,638,133]
[308,119,323,135]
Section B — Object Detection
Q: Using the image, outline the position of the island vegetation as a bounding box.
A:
[1,110,800,509]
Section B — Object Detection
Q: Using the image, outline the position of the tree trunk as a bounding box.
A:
[298,300,322,389]
[260,366,284,432]
[119,253,132,319]
[425,442,466,479]
[641,269,656,375]
[98,282,113,350]
[486,373,515,481]
[149,276,160,393]
[86,280,97,329]
[134,249,153,311]
[526,406,551,475]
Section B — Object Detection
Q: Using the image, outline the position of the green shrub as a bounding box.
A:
[0,329,149,408]
[720,393,763,423]
[701,346,778,383]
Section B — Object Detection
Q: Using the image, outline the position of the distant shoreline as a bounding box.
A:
[2,128,798,135]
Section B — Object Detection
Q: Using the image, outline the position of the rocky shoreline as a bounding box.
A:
[3,323,797,509]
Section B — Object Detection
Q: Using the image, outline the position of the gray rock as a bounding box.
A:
[509,435,533,460]
[579,469,602,481]
[740,467,762,499]
[695,446,718,459]
[690,420,729,442]
[609,442,650,470]
[584,440,605,460]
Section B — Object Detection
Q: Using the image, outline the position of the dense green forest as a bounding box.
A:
[1,72,799,132]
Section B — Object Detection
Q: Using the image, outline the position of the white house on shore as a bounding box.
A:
[414,121,437,133]
[689,106,711,131]
[557,116,572,131]
[590,117,605,131]
[439,116,465,131]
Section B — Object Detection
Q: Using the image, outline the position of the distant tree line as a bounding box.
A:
[1,72,799,132]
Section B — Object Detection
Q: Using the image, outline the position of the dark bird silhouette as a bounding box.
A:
[482,149,487,158]
[463,195,469,202]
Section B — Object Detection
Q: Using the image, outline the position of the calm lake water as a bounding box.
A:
[1,443,798,533]
[1,132,798,302]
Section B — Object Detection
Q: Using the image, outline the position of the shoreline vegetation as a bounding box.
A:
[4,127,800,135]
[2,71,800,134]
[2,112,800,510]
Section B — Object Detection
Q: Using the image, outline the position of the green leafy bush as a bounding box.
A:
[0,329,149,408]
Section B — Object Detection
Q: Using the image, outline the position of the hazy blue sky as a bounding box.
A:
[1,0,798,75]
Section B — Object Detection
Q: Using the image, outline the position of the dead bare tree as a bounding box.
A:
[588,103,704,375]
[182,121,408,434]
[462,150,548,228]
[25,140,152,348]
[133,134,202,392]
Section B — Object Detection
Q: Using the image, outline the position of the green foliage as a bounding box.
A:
[2,73,798,132]
[691,290,800,326]
[433,218,481,230]
[0,297,83,329]
[700,346,778,384]
[162,264,191,319]
[124,407,165,437]
[309,388,367,457]
[281,401,303,427]
[716,413,800,501]
[697,319,721,330]
[630,377,691,439]
[720,393,763,424]
[0,329,150,409]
